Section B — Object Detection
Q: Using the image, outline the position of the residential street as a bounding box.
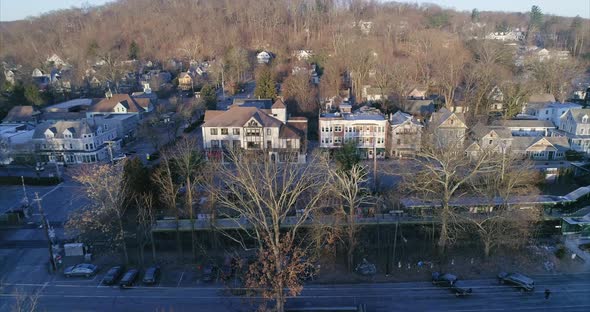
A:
[1,271,589,311]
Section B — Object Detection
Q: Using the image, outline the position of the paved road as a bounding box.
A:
[1,271,589,311]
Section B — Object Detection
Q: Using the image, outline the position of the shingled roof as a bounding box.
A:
[3,106,38,123]
[202,106,283,128]
[33,120,96,139]
[90,94,150,113]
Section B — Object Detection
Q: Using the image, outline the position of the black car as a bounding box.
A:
[103,266,124,285]
[432,272,472,296]
[201,263,217,282]
[498,272,535,292]
[119,268,139,288]
[142,265,161,285]
[64,263,99,278]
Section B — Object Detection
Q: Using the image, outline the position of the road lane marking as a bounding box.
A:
[40,183,63,200]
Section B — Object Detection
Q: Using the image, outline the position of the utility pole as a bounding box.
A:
[21,176,30,218]
[373,133,378,191]
[35,192,57,273]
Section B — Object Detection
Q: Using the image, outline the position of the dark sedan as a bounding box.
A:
[119,268,139,288]
[498,272,535,292]
[102,266,124,285]
[432,272,472,296]
[64,263,99,278]
[142,265,160,285]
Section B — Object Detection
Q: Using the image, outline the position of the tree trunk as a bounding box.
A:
[150,230,157,261]
[187,177,196,261]
[438,207,449,254]
[118,217,129,265]
[484,240,491,258]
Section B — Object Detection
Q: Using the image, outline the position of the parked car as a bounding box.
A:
[64,263,99,278]
[103,266,124,285]
[498,272,535,292]
[142,265,161,285]
[432,272,473,296]
[201,263,217,282]
[119,268,139,288]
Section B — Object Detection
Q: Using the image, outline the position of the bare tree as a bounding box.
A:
[169,137,204,260]
[151,154,183,260]
[432,39,471,110]
[330,164,374,272]
[207,150,331,312]
[68,163,130,264]
[501,81,534,119]
[466,153,542,257]
[282,72,319,114]
[402,134,496,253]
[527,58,584,103]
[135,192,157,263]
[11,287,40,312]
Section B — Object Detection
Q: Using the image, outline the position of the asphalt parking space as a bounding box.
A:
[158,269,184,287]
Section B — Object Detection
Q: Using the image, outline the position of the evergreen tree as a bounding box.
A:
[471,9,480,23]
[334,141,361,173]
[128,40,140,60]
[24,84,44,106]
[254,66,277,100]
[200,84,217,110]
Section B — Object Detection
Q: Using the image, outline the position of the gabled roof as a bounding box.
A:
[390,111,422,128]
[33,120,96,139]
[511,136,570,152]
[471,123,512,139]
[430,107,466,129]
[90,94,150,113]
[272,98,286,109]
[202,107,283,128]
[565,108,590,123]
[279,124,303,139]
[3,106,37,123]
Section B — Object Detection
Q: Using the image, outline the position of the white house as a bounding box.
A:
[556,108,590,154]
[388,111,422,158]
[32,120,119,164]
[201,98,307,163]
[485,30,525,41]
[319,105,388,159]
[531,102,582,129]
[256,51,272,64]
[293,50,313,61]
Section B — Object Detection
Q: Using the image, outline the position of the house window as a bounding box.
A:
[221,128,228,135]
[210,128,218,135]
[211,140,220,148]
[70,144,73,149]
[85,144,89,150]
[489,140,493,145]
[266,129,271,135]
[233,128,240,135]
[247,142,260,148]
[397,139,401,145]
[287,140,292,148]
[246,128,261,136]
[267,141,272,149]
[334,126,342,132]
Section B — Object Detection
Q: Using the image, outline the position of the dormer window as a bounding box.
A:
[583,115,589,123]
